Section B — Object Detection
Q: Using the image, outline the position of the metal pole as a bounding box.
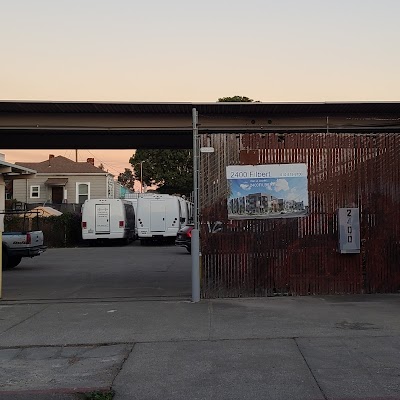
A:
[140,162,143,193]
[191,108,200,302]
[0,175,4,299]
[0,232,2,299]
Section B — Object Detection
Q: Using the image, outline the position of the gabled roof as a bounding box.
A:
[16,156,107,174]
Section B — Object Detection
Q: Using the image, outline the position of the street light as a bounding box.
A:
[139,161,145,193]
[133,161,146,193]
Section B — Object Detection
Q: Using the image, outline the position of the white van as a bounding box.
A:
[124,197,138,237]
[136,194,181,243]
[81,199,136,243]
[177,197,193,227]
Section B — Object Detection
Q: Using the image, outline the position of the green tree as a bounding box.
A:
[129,150,193,196]
[118,168,136,190]
[218,95,255,102]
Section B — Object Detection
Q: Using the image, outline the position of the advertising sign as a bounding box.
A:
[226,164,308,219]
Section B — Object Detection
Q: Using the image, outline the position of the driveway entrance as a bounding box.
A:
[2,243,191,301]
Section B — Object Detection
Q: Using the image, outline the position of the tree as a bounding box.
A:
[129,150,193,196]
[118,168,136,190]
[218,95,255,102]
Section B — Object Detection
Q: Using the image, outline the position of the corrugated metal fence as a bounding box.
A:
[199,132,400,298]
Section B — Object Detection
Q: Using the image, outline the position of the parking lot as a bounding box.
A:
[1,241,191,301]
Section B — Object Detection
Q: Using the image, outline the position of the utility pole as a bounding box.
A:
[75,150,78,162]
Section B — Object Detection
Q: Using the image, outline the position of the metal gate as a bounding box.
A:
[199,132,400,298]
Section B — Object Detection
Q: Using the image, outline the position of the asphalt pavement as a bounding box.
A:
[0,245,400,399]
[1,242,191,301]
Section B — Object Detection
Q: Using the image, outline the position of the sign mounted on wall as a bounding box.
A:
[338,208,360,253]
[226,164,308,220]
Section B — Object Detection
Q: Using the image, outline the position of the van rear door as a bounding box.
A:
[150,200,166,232]
[95,204,110,233]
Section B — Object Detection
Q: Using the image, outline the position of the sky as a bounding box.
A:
[1,0,400,174]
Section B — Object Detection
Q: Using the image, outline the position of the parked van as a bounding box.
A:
[177,197,193,227]
[125,197,138,237]
[136,194,181,243]
[81,199,136,243]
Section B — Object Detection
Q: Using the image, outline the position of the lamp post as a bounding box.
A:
[140,161,144,193]
[134,161,146,193]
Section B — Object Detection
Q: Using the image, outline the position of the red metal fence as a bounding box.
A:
[199,132,400,298]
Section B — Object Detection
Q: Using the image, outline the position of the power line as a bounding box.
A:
[85,150,126,175]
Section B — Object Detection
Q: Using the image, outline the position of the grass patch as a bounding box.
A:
[83,390,115,400]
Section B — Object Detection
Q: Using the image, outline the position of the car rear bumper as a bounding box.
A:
[175,238,190,248]
[8,245,47,258]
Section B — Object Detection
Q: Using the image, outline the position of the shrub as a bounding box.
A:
[3,212,82,248]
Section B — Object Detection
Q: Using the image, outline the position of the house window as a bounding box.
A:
[30,185,40,199]
[76,182,90,204]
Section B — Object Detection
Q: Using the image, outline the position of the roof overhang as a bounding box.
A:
[44,178,68,186]
[0,159,36,179]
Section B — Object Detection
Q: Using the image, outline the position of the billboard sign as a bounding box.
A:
[226,164,308,220]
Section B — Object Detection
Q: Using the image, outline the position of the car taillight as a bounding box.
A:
[26,233,31,244]
[187,230,192,238]
[119,220,124,228]
[82,221,87,229]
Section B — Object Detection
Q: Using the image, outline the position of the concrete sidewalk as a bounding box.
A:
[1,295,400,399]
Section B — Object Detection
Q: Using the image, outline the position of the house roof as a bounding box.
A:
[0,158,36,178]
[16,156,108,174]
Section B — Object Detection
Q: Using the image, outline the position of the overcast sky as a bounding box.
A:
[1,0,399,175]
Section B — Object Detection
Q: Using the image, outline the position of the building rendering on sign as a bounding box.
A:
[228,192,306,217]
